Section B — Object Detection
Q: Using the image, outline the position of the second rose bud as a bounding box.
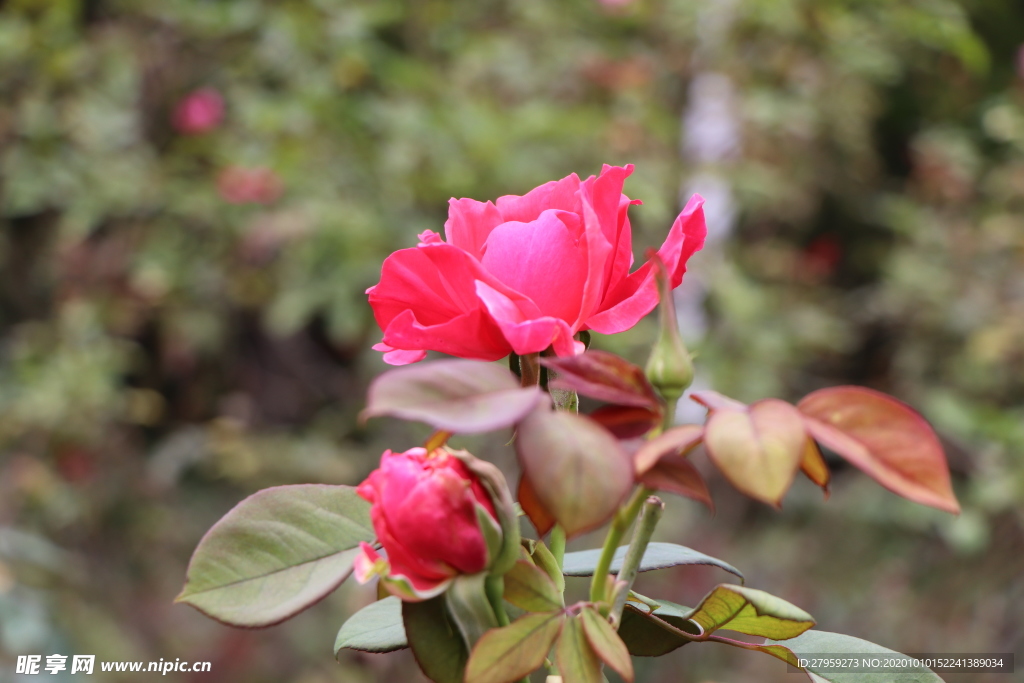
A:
[354,446,518,601]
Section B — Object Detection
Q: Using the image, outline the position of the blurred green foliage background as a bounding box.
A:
[0,0,1022,681]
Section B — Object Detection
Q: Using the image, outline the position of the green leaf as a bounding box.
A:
[515,407,633,536]
[688,584,814,639]
[704,399,807,506]
[798,386,959,513]
[765,630,948,682]
[556,613,603,683]
[562,542,744,582]
[177,485,374,627]
[503,560,563,612]
[465,612,565,683]
[361,359,543,433]
[529,540,565,593]
[334,597,407,655]
[580,606,634,682]
[404,596,469,683]
[618,602,700,657]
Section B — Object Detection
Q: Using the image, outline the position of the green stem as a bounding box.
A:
[484,575,509,627]
[610,496,664,627]
[549,525,566,571]
[588,486,650,606]
[663,395,678,432]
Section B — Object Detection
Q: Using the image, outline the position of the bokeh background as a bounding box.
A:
[1,0,1023,681]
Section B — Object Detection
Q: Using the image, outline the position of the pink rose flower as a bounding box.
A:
[172,88,224,135]
[368,164,707,365]
[354,448,499,600]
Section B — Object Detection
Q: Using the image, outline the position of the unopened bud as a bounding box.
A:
[645,255,694,401]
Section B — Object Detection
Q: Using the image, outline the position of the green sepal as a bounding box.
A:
[445,572,500,649]
[450,449,520,576]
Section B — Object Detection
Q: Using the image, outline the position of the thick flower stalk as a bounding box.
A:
[368,164,707,364]
[354,447,502,601]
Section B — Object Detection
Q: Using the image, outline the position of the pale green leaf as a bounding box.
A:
[177,485,374,627]
[334,597,407,655]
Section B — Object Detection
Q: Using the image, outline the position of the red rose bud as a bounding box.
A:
[172,88,224,134]
[353,447,502,601]
[645,253,694,401]
[368,165,706,365]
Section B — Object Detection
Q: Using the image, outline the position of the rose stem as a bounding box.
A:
[519,353,541,388]
[484,575,509,627]
[549,525,566,571]
[610,495,664,627]
[588,486,650,607]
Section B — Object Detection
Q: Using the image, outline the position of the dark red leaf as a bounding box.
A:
[634,425,704,474]
[639,454,713,511]
[589,405,661,440]
[541,350,662,411]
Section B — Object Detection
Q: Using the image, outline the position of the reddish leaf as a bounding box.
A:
[704,399,806,506]
[581,606,634,682]
[797,386,959,514]
[362,359,542,433]
[634,425,704,474]
[503,560,563,613]
[541,350,662,410]
[556,613,603,683]
[639,455,713,511]
[632,425,712,509]
[689,390,747,412]
[589,405,661,439]
[800,438,831,497]
[516,408,634,537]
[518,474,555,537]
[465,612,565,683]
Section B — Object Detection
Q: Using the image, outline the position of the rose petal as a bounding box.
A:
[585,194,706,334]
[372,342,428,366]
[481,209,589,325]
[370,242,523,360]
[475,281,577,356]
[494,173,581,223]
[377,452,491,575]
[444,198,503,260]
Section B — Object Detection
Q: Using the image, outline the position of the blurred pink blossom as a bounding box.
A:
[173,88,224,134]
[599,0,635,7]
[217,166,283,205]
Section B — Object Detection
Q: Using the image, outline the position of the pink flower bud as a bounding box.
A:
[172,88,224,135]
[354,448,499,600]
[216,166,283,205]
